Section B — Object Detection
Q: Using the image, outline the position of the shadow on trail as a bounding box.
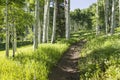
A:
[49,40,86,80]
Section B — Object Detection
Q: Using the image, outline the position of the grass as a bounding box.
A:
[0,31,83,80]
[1,30,120,80]
[0,43,69,80]
[0,45,33,57]
[79,32,120,80]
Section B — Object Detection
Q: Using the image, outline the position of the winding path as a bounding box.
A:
[49,40,86,80]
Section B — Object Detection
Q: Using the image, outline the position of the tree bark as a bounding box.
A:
[104,0,109,35]
[46,2,50,43]
[51,0,57,43]
[65,0,70,40]
[119,0,120,27]
[38,1,41,44]
[6,0,9,57]
[42,0,50,43]
[12,23,16,57]
[111,0,116,35]
[96,0,100,35]
[34,0,39,50]
[38,20,42,44]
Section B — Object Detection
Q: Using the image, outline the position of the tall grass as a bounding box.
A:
[79,34,120,80]
[0,30,84,80]
[0,43,68,80]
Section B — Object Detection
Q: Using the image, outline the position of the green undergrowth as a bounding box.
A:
[0,31,84,80]
[57,30,93,44]
[79,33,120,80]
[0,43,68,80]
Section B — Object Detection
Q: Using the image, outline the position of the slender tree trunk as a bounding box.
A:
[38,20,42,44]
[25,0,30,41]
[42,0,50,43]
[34,0,39,50]
[51,0,57,43]
[38,2,41,44]
[119,0,120,27]
[46,3,50,43]
[65,0,70,40]
[14,27,17,52]
[11,6,17,57]
[6,0,9,57]
[12,23,16,57]
[96,0,100,35]
[111,0,116,35]
[104,0,109,35]
[46,19,49,43]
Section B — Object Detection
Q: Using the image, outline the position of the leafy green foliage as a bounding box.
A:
[70,8,95,30]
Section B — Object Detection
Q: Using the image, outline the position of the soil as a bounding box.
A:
[49,40,86,80]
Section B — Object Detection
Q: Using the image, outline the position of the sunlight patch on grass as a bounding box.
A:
[0,45,33,57]
[79,34,120,80]
[0,43,69,80]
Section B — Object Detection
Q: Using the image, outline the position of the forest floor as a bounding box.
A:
[49,40,86,80]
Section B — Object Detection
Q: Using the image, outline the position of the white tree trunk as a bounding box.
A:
[25,0,30,41]
[34,0,39,50]
[46,3,50,43]
[42,0,50,43]
[96,0,100,35]
[14,27,17,52]
[119,0,120,27]
[12,23,16,57]
[51,0,57,43]
[38,20,42,44]
[65,0,70,40]
[6,0,9,57]
[111,0,115,35]
[38,1,41,44]
[104,0,109,34]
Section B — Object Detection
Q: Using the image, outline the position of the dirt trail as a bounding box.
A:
[49,40,86,80]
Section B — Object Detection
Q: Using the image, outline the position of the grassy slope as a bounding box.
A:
[0,31,82,80]
[79,30,120,80]
[0,44,69,80]
[0,30,120,80]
